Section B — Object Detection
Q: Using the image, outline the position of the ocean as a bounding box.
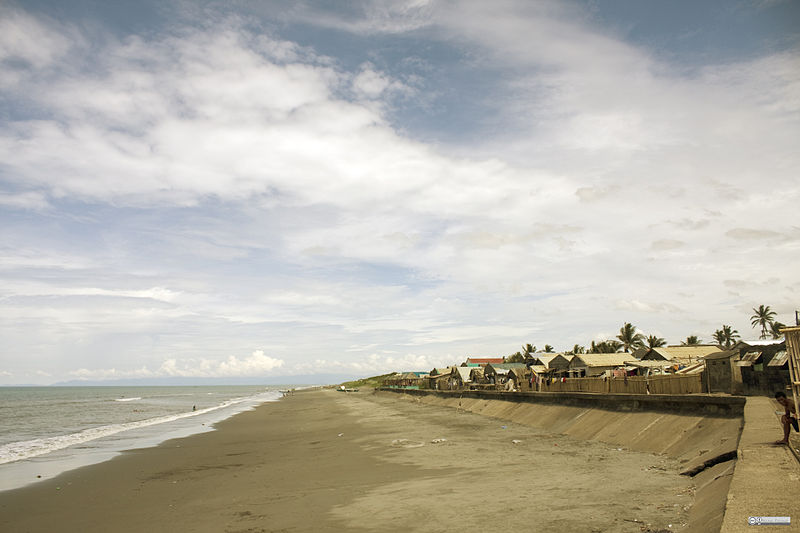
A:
[0,385,286,491]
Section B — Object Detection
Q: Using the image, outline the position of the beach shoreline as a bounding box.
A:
[0,386,284,492]
[1,388,718,532]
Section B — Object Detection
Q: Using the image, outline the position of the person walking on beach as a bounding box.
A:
[774,391,798,445]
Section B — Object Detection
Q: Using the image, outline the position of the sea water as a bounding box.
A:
[0,385,286,491]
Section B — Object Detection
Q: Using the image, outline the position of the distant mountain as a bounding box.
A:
[49,374,363,387]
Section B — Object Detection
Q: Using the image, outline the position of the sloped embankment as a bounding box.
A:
[380,389,744,533]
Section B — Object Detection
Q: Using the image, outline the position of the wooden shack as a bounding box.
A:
[531,354,572,374]
[703,350,741,394]
[450,366,473,388]
[639,345,722,366]
[484,363,526,384]
[382,372,423,389]
[731,339,788,394]
[568,354,636,377]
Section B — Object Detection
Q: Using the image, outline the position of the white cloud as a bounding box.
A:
[4,284,180,302]
[0,191,49,210]
[68,350,284,380]
[0,8,79,72]
[215,350,285,376]
[1,4,799,384]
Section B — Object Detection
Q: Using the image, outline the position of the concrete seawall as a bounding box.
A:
[385,388,745,416]
[378,388,745,533]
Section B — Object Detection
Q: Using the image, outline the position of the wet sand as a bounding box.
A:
[1,389,696,532]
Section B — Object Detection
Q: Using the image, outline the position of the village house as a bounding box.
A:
[703,350,742,394]
[731,339,788,394]
[624,359,675,376]
[427,367,456,390]
[382,372,424,389]
[507,367,530,390]
[469,366,485,384]
[530,353,572,375]
[638,345,723,366]
[568,353,637,377]
[450,366,473,388]
[484,362,527,384]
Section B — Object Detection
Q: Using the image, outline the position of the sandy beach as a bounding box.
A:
[1,389,699,532]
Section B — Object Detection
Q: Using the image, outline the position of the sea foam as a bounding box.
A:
[0,391,281,465]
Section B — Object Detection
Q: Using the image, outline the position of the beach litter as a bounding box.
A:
[512,439,522,444]
[337,433,344,437]
[430,438,447,444]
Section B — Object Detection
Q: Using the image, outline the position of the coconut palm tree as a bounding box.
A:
[713,325,740,348]
[522,344,536,358]
[646,335,666,348]
[770,321,786,340]
[589,340,623,353]
[681,336,701,346]
[571,344,586,354]
[617,322,645,352]
[750,305,777,340]
[544,344,555,353]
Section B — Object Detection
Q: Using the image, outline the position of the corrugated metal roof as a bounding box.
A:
[533,354,557,366]
[651,345,722,361]
[734,339,786,348]
[737,351,763,366]
[465,357,504,365]
[675,362,705,374]
[626,360,674,368]
[571,354,636,367]
[533,354,572,368]
[742,351,762,361]
[767,350,788,367]
[703,350,738,361]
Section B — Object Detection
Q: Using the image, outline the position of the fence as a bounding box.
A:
[383,373,705,395]
[540,374,704,395]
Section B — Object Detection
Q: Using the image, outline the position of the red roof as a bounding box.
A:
[466,357,504,365]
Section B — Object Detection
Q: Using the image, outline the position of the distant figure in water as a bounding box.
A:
[774,391,798,445]
[192,405,196,411]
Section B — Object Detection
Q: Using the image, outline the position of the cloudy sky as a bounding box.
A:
[1,0,798,384]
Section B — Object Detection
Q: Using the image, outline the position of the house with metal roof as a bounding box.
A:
[731,339,789,394]
[484,362,526,383]
[639,345,722,365]
[530,353,572,373]
[568,353,637,377]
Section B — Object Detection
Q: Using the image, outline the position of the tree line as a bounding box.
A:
[504,304,788,362]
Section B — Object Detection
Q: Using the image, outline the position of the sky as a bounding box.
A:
[0,0,798,385]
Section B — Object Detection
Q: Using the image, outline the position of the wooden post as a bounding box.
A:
[780,326,800,422]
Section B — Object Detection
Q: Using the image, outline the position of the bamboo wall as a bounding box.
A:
[384,373,705,394]
[540,374,704,394]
